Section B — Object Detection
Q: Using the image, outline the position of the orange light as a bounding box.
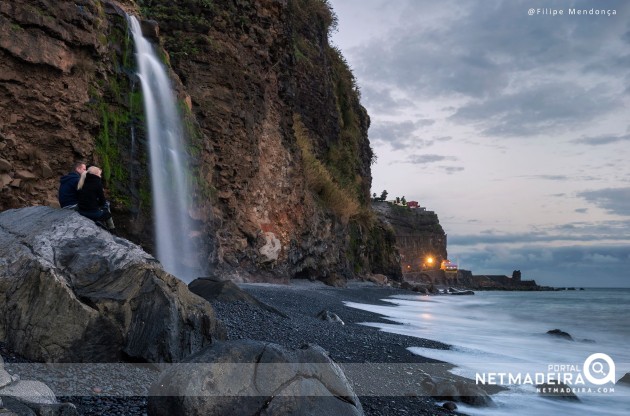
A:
[426,256,434,264]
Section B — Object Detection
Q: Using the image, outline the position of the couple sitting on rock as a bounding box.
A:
[58,162,115,230]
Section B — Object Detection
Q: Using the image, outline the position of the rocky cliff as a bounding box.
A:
[372,202,447,279]
[0,0,398,283]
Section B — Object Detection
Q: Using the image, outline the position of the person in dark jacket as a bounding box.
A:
[77,166,115,229]
[58,161,86,208]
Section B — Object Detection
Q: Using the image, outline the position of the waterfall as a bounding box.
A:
[128,16,200,282]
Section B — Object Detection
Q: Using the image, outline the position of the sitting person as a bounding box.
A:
[58,161,86,209]
[77,166,115,230]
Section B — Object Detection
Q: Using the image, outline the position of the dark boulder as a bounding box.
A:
[422,376,493,406]
[448,288,475,295]
[140,19,160,41]
[148,340,364,416]
[0,207,225,363]
[400,281,430,293]
[546,329,573,341]
[442,401,457,411]
[618,372,630,385]
[189,276,287,317]
[316,309,345,325]
[450,290,474,295]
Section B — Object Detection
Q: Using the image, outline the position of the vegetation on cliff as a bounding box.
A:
[293,114,359,223]
[91,11,142,207]
[290,0,374,207]
[288,0,399,278]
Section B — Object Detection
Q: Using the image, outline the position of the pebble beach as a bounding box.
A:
[1,280,480,415]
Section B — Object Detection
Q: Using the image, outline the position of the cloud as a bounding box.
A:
[536,174,570,181]
[450,82,622,137]
[402,154,457,165]
[343,0,630,138]
[369,120,435,150]
[572,133,630,145]
[434,136,453,142]
[549,219,630,234]
[449,220,630,246]
[351,0,630,94]
[331,0,630,286]
[440,166,465,174]
[361,85,416,115]
[578,187,630,216]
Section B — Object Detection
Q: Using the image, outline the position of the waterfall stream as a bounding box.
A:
[128,16,200,282]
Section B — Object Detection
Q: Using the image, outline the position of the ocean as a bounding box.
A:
[345,288,630,415]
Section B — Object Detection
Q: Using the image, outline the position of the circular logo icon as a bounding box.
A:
[583,353,616,385]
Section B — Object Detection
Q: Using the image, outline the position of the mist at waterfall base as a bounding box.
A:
[128,16,202,282]
[346,289,630,415]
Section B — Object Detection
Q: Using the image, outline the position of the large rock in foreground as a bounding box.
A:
[189,276,288,317]
[148,340,364,416]
[0,207,225,363]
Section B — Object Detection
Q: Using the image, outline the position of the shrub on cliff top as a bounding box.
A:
[291,0,338,37]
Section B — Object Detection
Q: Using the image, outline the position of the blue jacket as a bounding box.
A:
[58,172,81,207]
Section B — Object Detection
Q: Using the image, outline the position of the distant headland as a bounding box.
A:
[371,199,553,292]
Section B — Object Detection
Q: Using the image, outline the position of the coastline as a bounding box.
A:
[215,280,497,415]
[1,280,497,415]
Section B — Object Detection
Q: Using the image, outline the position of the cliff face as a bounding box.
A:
[0,0,155,244]
[372,202,448,278]
[0,0,388,283]
[139,0,375,282]
[0,0,107,207]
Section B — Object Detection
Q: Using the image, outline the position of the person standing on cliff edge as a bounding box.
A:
[58,161,86,209]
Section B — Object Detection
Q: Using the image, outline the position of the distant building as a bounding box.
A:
[440,259,458,272]
[383,199,432,212]
[512,270,521,282]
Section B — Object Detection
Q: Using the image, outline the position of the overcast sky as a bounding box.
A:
[328,0,630,287]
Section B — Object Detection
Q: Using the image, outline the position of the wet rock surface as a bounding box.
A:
[546,329,574,341]
[148,340,364,416]
[0,206,225,363]
[189,276,287,317]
